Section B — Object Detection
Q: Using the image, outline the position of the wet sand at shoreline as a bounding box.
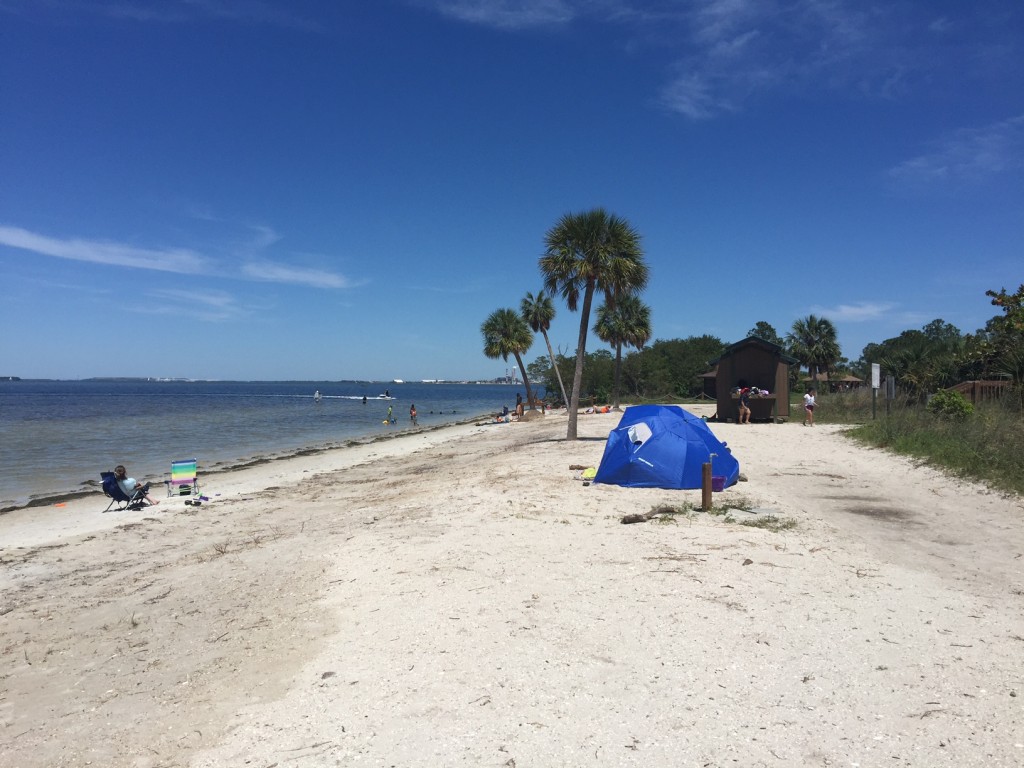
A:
[1,405,1022,767]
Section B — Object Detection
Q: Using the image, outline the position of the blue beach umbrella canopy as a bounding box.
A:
[593,405,739,490]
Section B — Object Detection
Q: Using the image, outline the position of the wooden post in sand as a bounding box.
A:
[701,462,712,511]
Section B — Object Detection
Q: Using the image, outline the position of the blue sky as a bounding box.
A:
[1,0,1021,381]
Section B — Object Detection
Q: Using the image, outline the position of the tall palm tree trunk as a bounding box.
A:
[566,282,596,440]
[513,351,534,410]
[612,342,623,410]
[542,330,569,407]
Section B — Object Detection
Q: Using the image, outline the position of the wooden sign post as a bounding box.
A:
[702,462,713,511]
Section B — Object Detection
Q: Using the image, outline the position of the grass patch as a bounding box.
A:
[739,515,797,532]
[704,495,755,515]
[813,388,1024,496]
[623,498,794,531]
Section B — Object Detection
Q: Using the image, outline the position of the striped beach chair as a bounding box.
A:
[166,458,200,497]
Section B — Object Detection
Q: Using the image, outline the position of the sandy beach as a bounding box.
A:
[1,405,1022,767]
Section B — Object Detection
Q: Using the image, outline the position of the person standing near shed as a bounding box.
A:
[803,389,817,426]
[738,387,752,424]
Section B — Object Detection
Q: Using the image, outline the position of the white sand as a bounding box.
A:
[1,406,1022,767]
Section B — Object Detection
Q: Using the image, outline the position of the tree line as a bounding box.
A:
[857,287,1024,400]
[482,207,1023,439]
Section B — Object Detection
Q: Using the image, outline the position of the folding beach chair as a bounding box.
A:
[101,471,147,512]
[166,458,200,497]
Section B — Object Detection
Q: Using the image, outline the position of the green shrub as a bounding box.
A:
[927,389,973,420]
[847,395,1024,495]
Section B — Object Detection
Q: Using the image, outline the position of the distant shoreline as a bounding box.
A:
[1,377,526,385]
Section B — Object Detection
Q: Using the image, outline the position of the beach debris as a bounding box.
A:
[742,558,754,565]
[621,504,682,524]
[569,464,588,470]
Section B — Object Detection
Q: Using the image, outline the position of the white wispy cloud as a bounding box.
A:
[0,224,208,274]
[1,0,323,31]
[420,0,889,117]
[0,223,356,290]
[656,0,889,119]
[143,287,247,321]
[427,0,575,29]
[888,114,1024,187]
[177,0,324,31]
[811,302,896,322]
[690,0,763,46]
[420,1,1018,121]
[241,260,353,289]
[659,73,733,121]
[240,224,282,253]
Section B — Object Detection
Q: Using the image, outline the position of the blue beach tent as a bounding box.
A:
[593,405,740,490]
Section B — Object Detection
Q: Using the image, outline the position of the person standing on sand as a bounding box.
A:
[516,392,524,419]
[803,389,816,426]
[738,387,752,424]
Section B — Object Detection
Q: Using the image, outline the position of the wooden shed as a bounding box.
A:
[698,368,718,400]
[707,337,798,422]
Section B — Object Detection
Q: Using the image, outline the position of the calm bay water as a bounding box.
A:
[0,380,523,510]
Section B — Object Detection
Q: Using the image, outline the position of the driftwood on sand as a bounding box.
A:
[621,504,682,524]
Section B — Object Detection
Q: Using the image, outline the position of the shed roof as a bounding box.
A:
[709,336,800,366]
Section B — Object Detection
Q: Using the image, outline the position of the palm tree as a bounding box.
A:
[539,208,647,439]
[481,308,535,410]
[787,315,841,388]
[594,294,652,409]
[521,290,569,407]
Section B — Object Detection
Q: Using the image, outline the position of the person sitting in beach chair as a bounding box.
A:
[101,465,158,512]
